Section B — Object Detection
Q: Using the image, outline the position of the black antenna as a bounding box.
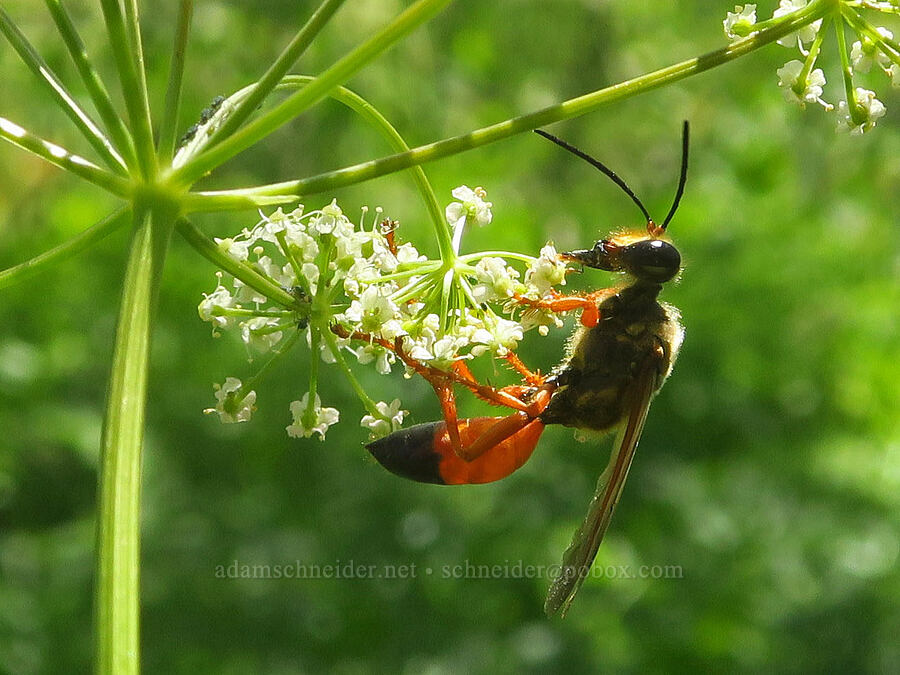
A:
[660,120,690,231]
[534,128,652,224]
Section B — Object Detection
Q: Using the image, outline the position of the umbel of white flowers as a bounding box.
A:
[724,1,898,135]
[200,187,567,441]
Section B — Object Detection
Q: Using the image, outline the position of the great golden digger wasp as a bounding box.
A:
[361,122,689,615]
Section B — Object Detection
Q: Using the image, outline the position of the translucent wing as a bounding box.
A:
[544,362,658,617]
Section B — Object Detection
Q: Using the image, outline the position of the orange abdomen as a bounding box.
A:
[366,417,545,485]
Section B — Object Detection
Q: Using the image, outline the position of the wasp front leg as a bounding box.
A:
[512,288,616,327]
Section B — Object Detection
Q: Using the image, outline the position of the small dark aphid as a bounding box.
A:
[177,95,226,148]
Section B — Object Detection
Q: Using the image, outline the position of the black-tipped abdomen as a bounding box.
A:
[366,417,545,485]
[366,422,446,484]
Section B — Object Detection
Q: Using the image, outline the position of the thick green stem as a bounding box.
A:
[95,206,175,675]
[180,191,299,212]
[239,0,830,200]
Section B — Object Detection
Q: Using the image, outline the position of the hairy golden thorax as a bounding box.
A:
[539,281,683,431]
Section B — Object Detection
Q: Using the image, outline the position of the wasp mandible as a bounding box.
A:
[365,122,689,615]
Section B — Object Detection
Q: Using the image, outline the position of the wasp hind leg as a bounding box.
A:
[367,341,555,484]
[430,363,552,463]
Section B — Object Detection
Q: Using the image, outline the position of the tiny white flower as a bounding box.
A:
[525,244,567,295]
[286,393,340,440]
[407,340,434,362]
[344,286,400,334]
[430,336,464,369]
[422,314,441,334]
[215,236,251,262]
[773,0,821,49]
[836,88,887,135]
[776,60,832,109]
[261,208,288,236]
[256,255,295,288]
[204,377,256,423]
[471,256,520,303]
[404,333,466,371]
[850,28,894,74]
[319,340,337,364]
[231,277,267,305]
[517,306,564,334]
[365,238,399,273]
[445,185,493,229]
[395,242,426,264]
[301,262,320,289]
[486,317,525,356]
[240,316,283,352]
[285,229,319,264]
[890,64,900,89]
[356,343,396,375]
[335,229,371,263]
[310,199,344,234]
[380,319,407,341]
[198,284,236,330]
[361,399,407,439]
[723,4,757,41]
[343,259,380,297]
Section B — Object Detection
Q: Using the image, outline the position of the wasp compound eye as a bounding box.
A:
[620,239,681,283]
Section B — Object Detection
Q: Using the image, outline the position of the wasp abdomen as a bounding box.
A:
[366,417,545,485]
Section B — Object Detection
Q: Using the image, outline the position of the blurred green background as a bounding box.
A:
[1,1,898,672]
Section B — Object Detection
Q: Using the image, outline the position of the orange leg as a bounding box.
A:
[430,359,554,461]
[446,387,554,462]
[505,352,543,386]
[512,288,616,327]
[388,338,556,461]
[332,324,554,461]
[450,360,540,412]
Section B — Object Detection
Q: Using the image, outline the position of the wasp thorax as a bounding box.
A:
[619,239,680,283]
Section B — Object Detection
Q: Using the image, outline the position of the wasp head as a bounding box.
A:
[560,233,681,284]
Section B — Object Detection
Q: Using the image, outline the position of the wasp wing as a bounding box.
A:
[544,362,658,617]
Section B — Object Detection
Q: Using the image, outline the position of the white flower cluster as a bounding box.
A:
[203,376,256,423]
[286,393,340,440]
[724,1,898,135]
[199,189,572,441]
